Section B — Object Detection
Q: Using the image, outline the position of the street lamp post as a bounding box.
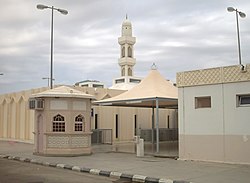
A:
[227,7,246,66]
[37,4,68,89]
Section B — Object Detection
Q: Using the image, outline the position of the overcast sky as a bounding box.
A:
[0,0,249,94]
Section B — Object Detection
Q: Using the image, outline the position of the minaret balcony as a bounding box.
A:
[118,57,136,66]
[118,37,136,45]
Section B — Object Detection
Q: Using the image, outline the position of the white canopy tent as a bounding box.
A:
[94,68,178,153]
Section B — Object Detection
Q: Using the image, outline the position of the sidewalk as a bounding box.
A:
[0,140,250,183]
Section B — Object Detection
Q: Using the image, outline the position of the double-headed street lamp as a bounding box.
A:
[0,73,3,76]
[227,7,246,66]
[37,4,68,89]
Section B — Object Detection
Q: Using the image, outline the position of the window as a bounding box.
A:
[134,115,137,136]
[121,47,125,57]
[115,79,125,84]
[53,114,65,132]
[128,46,132,57]
[75,114,85,132]
[128,68,132,76]
[130,79,141,83]
[121,67,125,76]
[115,114,119,138]
[95,114,98,129]
[167,115,170,129]
[195,96,211,109]
[237,95,250,107]
[92,84,104,88]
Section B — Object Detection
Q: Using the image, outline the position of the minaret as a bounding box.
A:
[110,16,142,90]
[118,16,136,77]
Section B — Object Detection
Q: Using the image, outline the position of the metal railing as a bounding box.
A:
[139,128,178,142]
[91,129,112,145]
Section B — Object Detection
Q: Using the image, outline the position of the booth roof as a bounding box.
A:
[32,86,94,99]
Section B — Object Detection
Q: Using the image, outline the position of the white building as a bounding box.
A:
[110,16,142,90]
[75,80,105,88]
[177,64,250,164]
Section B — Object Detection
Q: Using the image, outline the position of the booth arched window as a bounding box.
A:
[75,114,85,132]
[53,114,65,132]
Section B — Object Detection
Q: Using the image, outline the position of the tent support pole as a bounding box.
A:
[152,105,155,153]
[156,98,159,153]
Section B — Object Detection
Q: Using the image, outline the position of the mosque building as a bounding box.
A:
[2,16,248,164]
[0,17,178,150]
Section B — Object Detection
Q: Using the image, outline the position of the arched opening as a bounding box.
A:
[75,114,85,132]
[121,67,125,76]
[53,114,65,132]
[128,67,133,76]
[121,46,125,57]
[9,99,16,139]
[128,46,132,57]
[2,100,8,138]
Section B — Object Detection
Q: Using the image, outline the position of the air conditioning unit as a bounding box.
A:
[29,98,44,110]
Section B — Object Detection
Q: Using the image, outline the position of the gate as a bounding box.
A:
[91,129,112,144]
[140,128,178,142]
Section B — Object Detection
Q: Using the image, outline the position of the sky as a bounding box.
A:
[0,0,250,94]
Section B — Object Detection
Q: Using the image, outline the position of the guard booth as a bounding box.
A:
[29,86,94,156]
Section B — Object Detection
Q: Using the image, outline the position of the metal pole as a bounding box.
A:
[152,106,155,153]
[50,7,54,89]
[235,9,242,65]
[37,4,68,89]
[156,98,159,153]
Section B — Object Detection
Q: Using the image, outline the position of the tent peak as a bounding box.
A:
[151,63,158,70]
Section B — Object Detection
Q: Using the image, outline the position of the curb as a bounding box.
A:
[0,154,192,183]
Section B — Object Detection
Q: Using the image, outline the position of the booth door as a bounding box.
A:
[37,115,43,153]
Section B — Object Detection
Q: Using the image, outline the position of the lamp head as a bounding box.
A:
[37,4,48,10]
[239,11,246,18]
[58,9,68,15]
[227,7,235,12]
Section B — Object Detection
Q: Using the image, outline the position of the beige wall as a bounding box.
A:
[0,86,178,144]
[0,87,48,143]
[93,106,177,142]
[178,64,250,164]
[33,97,92,155]
[38,97,92,133]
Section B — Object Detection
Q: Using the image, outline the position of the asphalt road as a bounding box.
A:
[0,158,129,183]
